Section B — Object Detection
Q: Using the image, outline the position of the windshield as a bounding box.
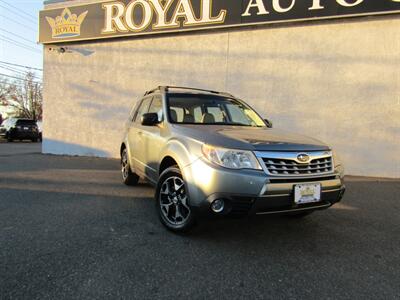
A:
[167,94,266,127]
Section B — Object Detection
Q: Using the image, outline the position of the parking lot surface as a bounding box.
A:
[0,142,399,299]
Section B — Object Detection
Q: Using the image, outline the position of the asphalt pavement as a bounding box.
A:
[0,142,399,299]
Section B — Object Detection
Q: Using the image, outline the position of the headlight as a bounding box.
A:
[202,144,262,170]
[332,150,342,167]
[332,150,344,178]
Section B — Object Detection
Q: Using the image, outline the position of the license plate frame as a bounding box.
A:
[294,183,321,204]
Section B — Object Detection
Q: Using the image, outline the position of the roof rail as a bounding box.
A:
[166,86,221,94]
[168,86,235,97]
[143,86,167,96]
[143,86,235,97]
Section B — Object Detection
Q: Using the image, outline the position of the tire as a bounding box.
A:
[121,148,140,186]
[6,134,12,142]
[156,166,196,233]
[31,138,38,143]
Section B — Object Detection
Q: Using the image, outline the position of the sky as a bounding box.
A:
[0,0,43,117]
[0,0,43,74]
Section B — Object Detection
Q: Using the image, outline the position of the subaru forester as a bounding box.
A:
[120,86,345,232]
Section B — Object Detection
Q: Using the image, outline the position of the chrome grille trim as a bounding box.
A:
[255,151,334,177]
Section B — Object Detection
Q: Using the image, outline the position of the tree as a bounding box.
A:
[0,72,42,120]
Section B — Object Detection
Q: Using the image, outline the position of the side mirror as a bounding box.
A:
[141,113,160,126]
[264,119,273,128]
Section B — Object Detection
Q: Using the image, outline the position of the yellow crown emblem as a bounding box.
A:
[46,8,88,39]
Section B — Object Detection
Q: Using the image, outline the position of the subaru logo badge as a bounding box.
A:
[297,153,310,163]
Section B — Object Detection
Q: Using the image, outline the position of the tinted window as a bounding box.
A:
[148,96,163,122]
[134,97,152,122]
[16,120,36,126]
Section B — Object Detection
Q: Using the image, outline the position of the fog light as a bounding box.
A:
[211,199,225,213]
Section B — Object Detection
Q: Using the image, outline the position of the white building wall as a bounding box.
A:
[43,16,400,178]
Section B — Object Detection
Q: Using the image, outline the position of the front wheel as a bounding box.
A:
[121,148,139,186]
[156,166,195,233]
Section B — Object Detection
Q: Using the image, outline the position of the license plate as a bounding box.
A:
[294,183,321,204]
[23,127,29,130]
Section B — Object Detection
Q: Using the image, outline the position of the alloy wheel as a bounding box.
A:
[159,176,191,226]
[121,150,129,180]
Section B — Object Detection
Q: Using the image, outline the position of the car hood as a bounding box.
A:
[172,125,330,152]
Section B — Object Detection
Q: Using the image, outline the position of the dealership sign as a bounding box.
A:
[39,0,400,44]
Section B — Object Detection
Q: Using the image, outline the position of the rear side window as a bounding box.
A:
[133,97,152,122]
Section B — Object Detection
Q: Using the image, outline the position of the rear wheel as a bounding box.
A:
[6,133,12,142]
[121,148,139,186]
[156,166,195,233]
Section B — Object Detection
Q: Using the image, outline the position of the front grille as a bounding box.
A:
[262,156,333,176]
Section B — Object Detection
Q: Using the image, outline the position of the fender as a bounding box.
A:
[120,134,134,167]
[159,137,205,207]
[159,137,202,171]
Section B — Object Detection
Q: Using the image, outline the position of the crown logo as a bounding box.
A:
[46,8,88,39]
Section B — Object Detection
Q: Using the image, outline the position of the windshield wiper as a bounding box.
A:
[210,122,251,127]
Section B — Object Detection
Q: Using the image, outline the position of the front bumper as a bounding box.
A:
[206,186,345,216]
[183,158,345,216]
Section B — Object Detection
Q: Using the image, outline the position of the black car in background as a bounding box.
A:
[0,118,40,142]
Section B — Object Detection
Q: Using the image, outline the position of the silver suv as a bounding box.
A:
[121,86,345,232]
